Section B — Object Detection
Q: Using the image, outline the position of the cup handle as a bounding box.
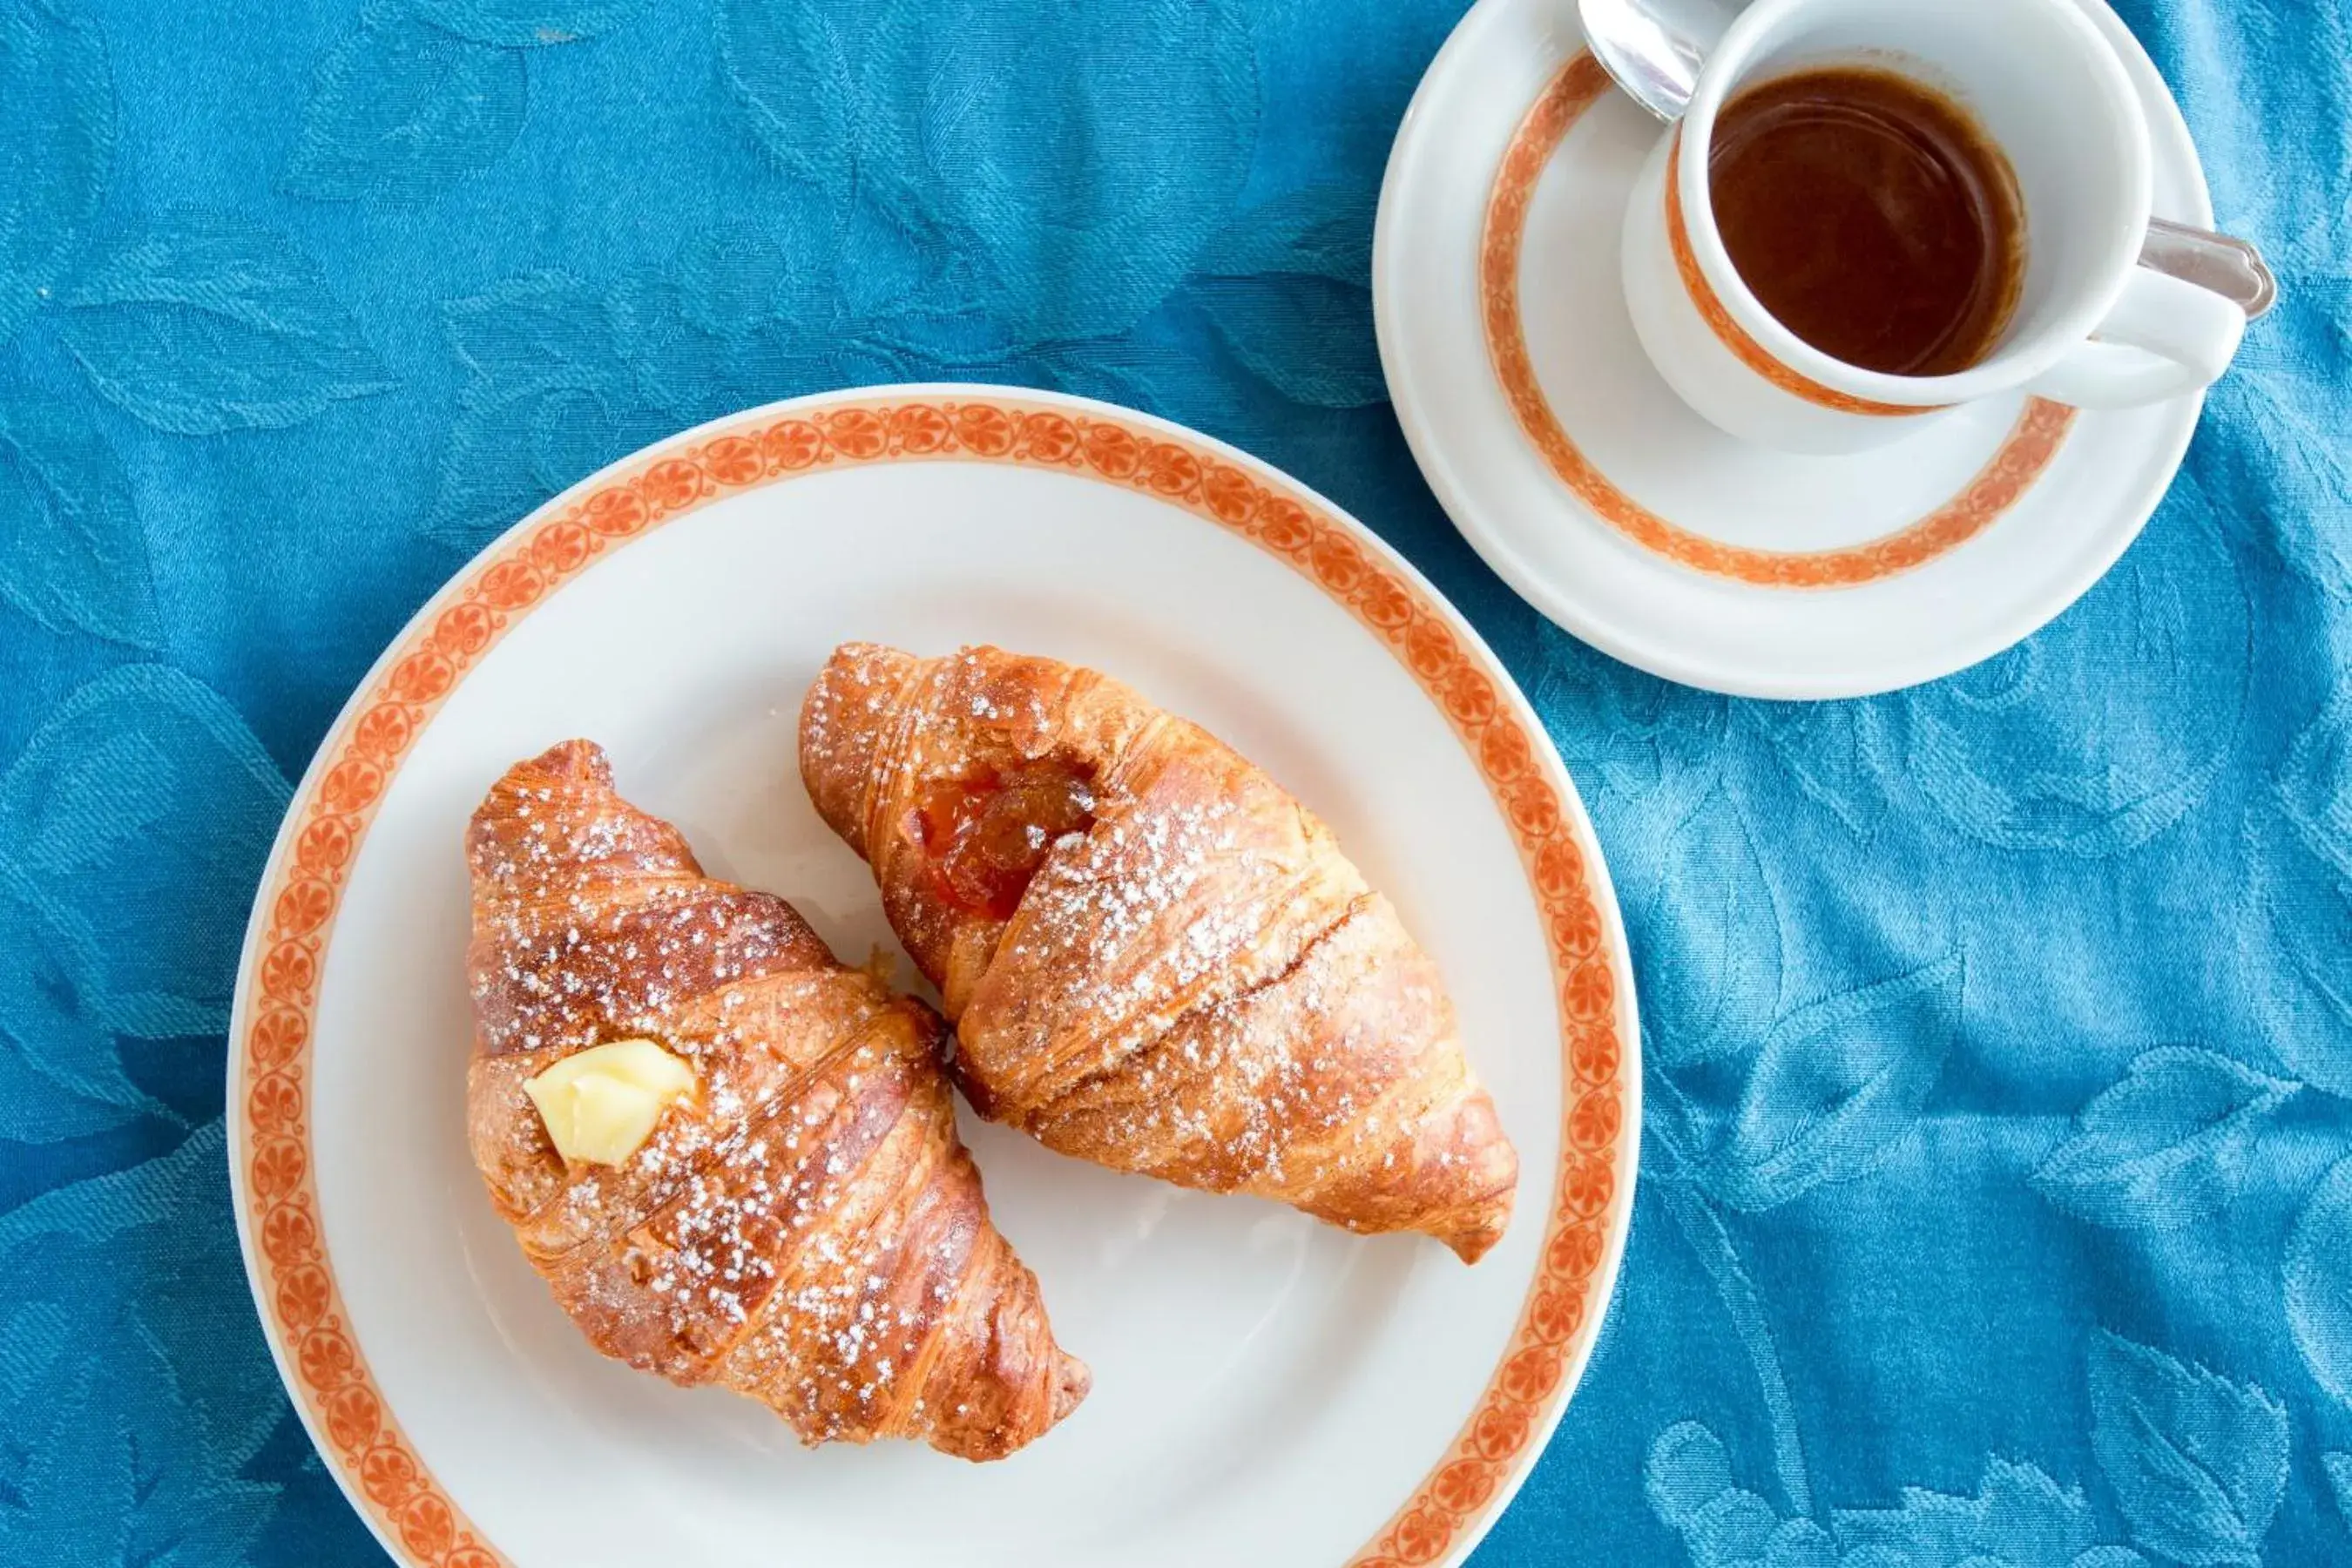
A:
[2024,265,2247,409]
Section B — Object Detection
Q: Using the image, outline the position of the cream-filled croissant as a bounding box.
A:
[799,645,1518,1263]
[465,740,1086,1459]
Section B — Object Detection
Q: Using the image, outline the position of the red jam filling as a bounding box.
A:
[911,763,1097,920]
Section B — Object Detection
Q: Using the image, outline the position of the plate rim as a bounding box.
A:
[1371,0,2214,700]
[223,382,1643,1568]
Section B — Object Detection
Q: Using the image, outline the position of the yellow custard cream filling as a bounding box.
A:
[524,1038,697,1165]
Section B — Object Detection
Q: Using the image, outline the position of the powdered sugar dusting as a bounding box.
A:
[467,742,1069,1455]
[862,650,1497,1231]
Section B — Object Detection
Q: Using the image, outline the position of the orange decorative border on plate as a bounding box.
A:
[233,393,1632,1568]
[1481,53,2078,590]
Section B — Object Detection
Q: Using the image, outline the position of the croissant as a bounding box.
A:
[464,740,1086,1460]
[798,645,1519,1263]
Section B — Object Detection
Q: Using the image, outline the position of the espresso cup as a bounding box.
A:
[1621,0,2248,455]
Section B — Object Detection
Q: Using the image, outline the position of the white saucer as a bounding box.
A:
[1374,0,2213,699]
[226,387,1639,1568]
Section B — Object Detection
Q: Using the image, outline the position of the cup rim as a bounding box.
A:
[1674,0,2156,403]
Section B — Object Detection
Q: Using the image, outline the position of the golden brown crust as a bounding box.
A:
[798,645,1518,1263]
[465,740,1086,1459]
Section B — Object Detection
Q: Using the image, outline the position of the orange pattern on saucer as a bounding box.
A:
[234,394,1632,1568]
[1482,53,2078,590]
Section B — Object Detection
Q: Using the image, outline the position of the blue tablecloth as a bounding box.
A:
[1,0,2345,1562]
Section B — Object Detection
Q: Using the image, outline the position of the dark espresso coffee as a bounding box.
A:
[1709,66,2024,377]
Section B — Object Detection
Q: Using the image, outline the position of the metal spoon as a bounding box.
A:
[1577,0,2277,316]
[1579,0,1732,123]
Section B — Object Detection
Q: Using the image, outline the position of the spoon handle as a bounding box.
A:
[2140,217,2277,318]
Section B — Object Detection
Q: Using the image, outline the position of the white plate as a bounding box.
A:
[226,386,1639,1568]
[1375,0,2213,699]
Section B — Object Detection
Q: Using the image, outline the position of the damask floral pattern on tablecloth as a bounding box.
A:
[0,0,2347,1563]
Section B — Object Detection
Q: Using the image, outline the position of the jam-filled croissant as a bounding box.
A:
[799,645,1519,1263]
[465,740,1086,1459]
